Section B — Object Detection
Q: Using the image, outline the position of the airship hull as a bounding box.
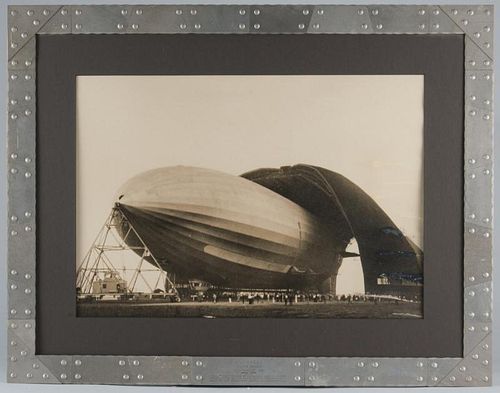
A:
[115,167,345,290]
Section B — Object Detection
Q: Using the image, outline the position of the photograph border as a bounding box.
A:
[6,4,493,387]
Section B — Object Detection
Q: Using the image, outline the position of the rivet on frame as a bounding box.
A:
[25,323,32,329]
[469,74,476,80]
[469,110,476,116]
[303,9,309,15]
[482,326,489,332]
[361,24,368,30]
[468,312,475,318]
[484,42,491,49]
[60,373,67,380]
[10,356,17,362]
[11,42,18,49]
[10,27,17,33]
[417,376,424,382]
[118,360,126,366]
[195,375,202,381]
[472,353,479,359]
[75,359,82,366]
[433,9,440,15]
[137,374,144,380]
[460,366,467,372]
[180,24,187,30]
[136,9,143,15]
[190,9,197,15]
[376,24,383,30]
[27,9,34,16]
[298,24,305,30]
[353,376,360,382]
[26,373,33,379]
[469,276,475,282]
[483,114,490,121]
[9,372,16,379]
[75,9,82,16]
[466,376,473,382]
[10,99,18,105]
[10,74,18,80]
[11,269,17,275]
[371,9,379,15]
[25,60,32,67]
[11,230,18,236]
[25,95,32,101]
[484,287,490,293]
[25,226,32,232]
[357,361,365,367]
[33,20,40,26]
[482,360,489,366]
[462,19,469,26]
[371,362,379,368]
[357,9,364,15]
[75,374,81,380]
[313,24,320,29]
[483,170,490,176]
[432,376,438,382]
[181,360,189,366]
[418,9,425,15]
[239,23,245,30]
[417,362,424,368]
[11,215,18,222]
[10,322,17,329]
[419,24,425,30]
[483,272,490,278]
[470,95,476,101]
[117,24,124,30]
[25,288,32,295]
[25,74,32,80]
[10,167,18,174]
[10,340,17,346]
[469,158,476,164]
[469,290,475,297]
[43,9,50,16]
[254,9,260,16]
[123,374,130,380]
[468,326,475,332]
[433,24,440,30]
[254,24,260,30]
[309,376,315,381]
[175,9,182,15]
[42,373,49,379]
[483,376,489,382]
[25,211,32,218]
[25,309,32,315]
[483,344,489,350]
[76,24,82,30]
[10,284,17,290]
[368,376,375,382]
[469,173,476,179]
[20,350,27,356]
[484,99,491,105]
[121,9,128,15]
[61,359,67,366]
[194,24,201,30]
[239,9,246,16]
[484,26,491,33]
[181,374,188,380]
[317,9,324,15]
[294,361,301,367]
[25,109,32,116]
[61,9,68,15]
[21,32,28,39]
[133,360,140,366]
[467,9,475,16]
[484,74,491,80]
[309,361,316,367]
[195,360,203,366]
[10,10,17,16]
[474,32,481,38]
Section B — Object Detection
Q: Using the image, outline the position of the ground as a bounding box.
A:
[77,300,422,318]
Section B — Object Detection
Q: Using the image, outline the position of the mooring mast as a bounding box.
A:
[76,207,178,297]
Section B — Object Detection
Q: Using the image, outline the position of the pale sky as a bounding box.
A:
[76,75,424,294]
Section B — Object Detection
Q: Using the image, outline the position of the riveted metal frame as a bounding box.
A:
[6,4,493,387]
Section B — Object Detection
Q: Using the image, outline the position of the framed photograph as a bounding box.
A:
[7,3,493,387]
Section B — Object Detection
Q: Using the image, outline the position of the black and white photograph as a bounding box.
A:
[75,75,424,318]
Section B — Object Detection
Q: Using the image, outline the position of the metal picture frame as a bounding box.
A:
[6,4,493,387]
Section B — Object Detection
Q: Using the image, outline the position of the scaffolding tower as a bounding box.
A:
[76,207,178,298]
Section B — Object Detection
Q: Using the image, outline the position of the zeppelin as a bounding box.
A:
[114,164,423,294]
